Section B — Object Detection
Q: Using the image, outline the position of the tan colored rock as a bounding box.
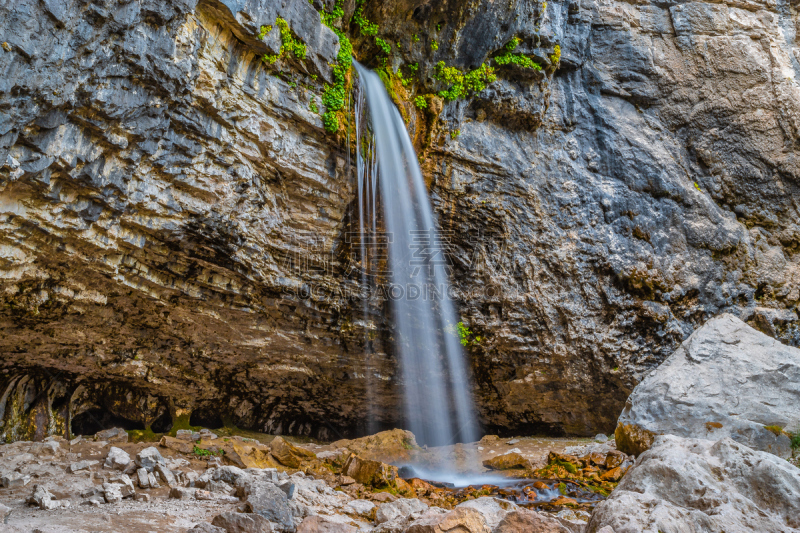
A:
[227,441,280,469]
[332,429,418,464]
[604,451,626,470]
[600,467,625,482]
[342,454,398,488]
[494,509,573,533]
[406,507,490,533]
[297,515,357,533]
[269,436,315,468]
[482,452,530,471]
[160,436,194,454]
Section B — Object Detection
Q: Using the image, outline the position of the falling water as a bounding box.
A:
[352,61,478,451]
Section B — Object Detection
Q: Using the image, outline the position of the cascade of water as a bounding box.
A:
[352,61,478,451]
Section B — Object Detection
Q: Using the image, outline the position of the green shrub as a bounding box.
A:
[276,18,306,59]
[434,61,496,101]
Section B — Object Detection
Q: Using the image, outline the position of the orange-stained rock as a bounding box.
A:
[159,436,193,454]
[482,452,530,470]
[600,466,625,482]
[270,436,316,468]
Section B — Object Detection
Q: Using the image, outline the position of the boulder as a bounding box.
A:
[406,507,490,533]
[269,436,315,468]
[155,463,178,487]
[615,314,800,458]
[456,497,519,529]
[243,480,293,532]
[28,484,68,510]
[376,498,428,524]
[104,447,132,470]
[103,483,124,503]
[482,452,530,470]
[211,512,273,532]
[170,487,197,500]
[341,454,398,488]
[136,447,166,472]
[95,428,128,443]
[160,435,194,454]
[587,435,800,532]
[331,430,419,464]
[493,510,574,533]
[136,467,151,489]
[296,515,358,533]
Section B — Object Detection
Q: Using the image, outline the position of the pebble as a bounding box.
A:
[506,439,520,445]
[595,434,609,443]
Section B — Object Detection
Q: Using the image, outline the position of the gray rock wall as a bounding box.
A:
[0,0,798,440]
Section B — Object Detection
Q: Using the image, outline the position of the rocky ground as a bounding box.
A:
[0,427,627,532]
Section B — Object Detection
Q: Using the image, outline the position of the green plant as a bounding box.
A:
[375,37,391,54]
[193,445,224,458]
[257,25,273,40]
[320,0,344,27]
[790,431,800,450]
[765,425,785,437]
[412,34,420,43]
[413,95,427,109]
[434,61,496,101]
[407,63,419,75]
[320,23,353,133]
[431,39,439,52]
[352,0,378,36]
[550,44,561,65]
[276,18,307,59]
[495,38,542,71]
[450,129,460,139]
[309,96,318,114]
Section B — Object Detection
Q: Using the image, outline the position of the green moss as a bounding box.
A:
[765,425,786,436]
[127,428,161,443]
[169,414,200,437]
[310,95,319,114]
[557,482,567,495]
[450,129,460,139]
[550,44,561,65]
[495,38,542,71]
[193,445,224,458]
[431,39,439,52]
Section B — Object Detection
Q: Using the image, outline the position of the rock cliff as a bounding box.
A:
[0,0,798,441]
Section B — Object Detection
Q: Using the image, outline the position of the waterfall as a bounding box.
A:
[352,61,478,450]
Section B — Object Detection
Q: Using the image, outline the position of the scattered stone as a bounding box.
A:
[594,434,609,443]
[155,463,178,487]
[135,493,150,503]
[297,515,357,533]
[243,480,293,531]
[136,446,166,471]
[29,485,69,510]
[136,467,150,489]
[110,473,136,498]
[199,429,219,440]
[0,502,10,521]
[376,498,429,524]
[30,441,60,456]
[69,436,83,446]
[176,429,195,441]
[588,435,800,532]
[212,512,272,533]
[148,472,160,488]
[269,436,315,468]
[457,498,519,529]
[68,459,99,473]
[482,452,530,470]
[406,507,490,533]
[2,472,31,488]
[616,314,800,458]
[494,509,573,533]
[82,495,105,507]
[208,479,235,495]
[104,447,132,470]
[343,499,375,516]
[95,428,128,444]
[170,487,197,500]
[103,483,124,503]
[505,439,520,445]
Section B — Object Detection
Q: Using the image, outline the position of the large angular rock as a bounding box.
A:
[269,437,315,468]
[104,447,132,470]
[493,510,573,533]
[482,452,530,470]
[457,498,519,530]
[406,507,490,533]
[376,498,428,524]
[616,314,800,458]
[341,454,399,488]
[28,484,69,510]
[212,512,273,532]
[95,428,128,444]
[587,435,800,533]
[136,447,166,472]
[243,480,293,532]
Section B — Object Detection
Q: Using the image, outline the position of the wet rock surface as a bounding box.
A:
[615,314,800,458]
[0,0,798,441]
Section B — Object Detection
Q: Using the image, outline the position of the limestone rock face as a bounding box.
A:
[587,435,800,533]
[0,0,799,440]
[615,314,800,458]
